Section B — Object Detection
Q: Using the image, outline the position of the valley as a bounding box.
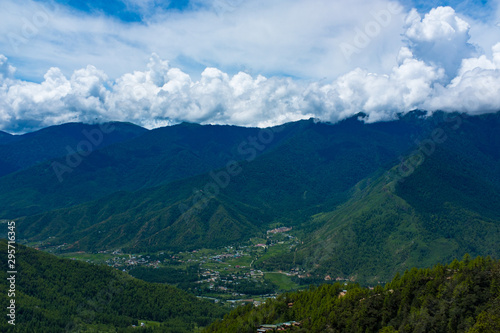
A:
[1,111,499,331]
[2,1,500,330]
[37,226,314,305]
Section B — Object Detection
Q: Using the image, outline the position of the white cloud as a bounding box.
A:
[425,42,500,113]
[404,6,476,79]
[405,6,469,41]
[0,55,15,81]
[0,0,407,81]
[0,4,499,133]
[301,56,444,123]
[493,43,500,66]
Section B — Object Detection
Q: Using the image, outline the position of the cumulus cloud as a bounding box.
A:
[0,53,316,132]
[404,6,476,79]
[302,54,444,123]
[0,5,499,133]
[424,42,500,113]
[0,55,15,81]
[0,0,407,81]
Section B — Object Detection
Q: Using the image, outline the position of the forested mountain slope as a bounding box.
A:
[7,112,500,285]
[0,240,227,332]
[0,121,303,218]
[15,114,433,252]
[0,122,147,178]
[295,113,500,283]
[205,256,500,333]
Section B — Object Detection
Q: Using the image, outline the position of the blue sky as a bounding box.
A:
[411,0,494,18]
[2,0,499,81]
[44,0,496,22]
[43,0,191,22]
[0,0,499,133]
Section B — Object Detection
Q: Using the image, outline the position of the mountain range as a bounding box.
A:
[0,122,147,178]
[1,111,499,282]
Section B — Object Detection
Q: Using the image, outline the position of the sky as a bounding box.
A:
[0,0,499,133]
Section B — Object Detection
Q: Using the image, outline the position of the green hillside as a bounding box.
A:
[15,114,431,252]
[0,122,147,178]
[205,256,500,332]
[295,113,500,283]
[1,115,426,220]
[0,121,303,218]
[17,184,266,252]
[0,130,19,145]
[7,112,500,284]
[295,170,500,284]
[0,239,227,332]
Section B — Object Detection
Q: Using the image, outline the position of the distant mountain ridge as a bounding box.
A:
[15,112,434,252]
[0,121,307,218]
[0,130,18,145]
[295,112,500,282]
[4,111,500,282]
[0,122,148,177]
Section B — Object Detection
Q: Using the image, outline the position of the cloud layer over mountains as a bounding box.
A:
[0,3,499,133]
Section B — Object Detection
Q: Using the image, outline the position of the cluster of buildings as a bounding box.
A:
[209,252,243,262]
[226,295,276,307]
[324,275,350,281]
[266,226,292,234]
[257,321,301,332]
[197,268,266,292]
[105,255,160,268]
